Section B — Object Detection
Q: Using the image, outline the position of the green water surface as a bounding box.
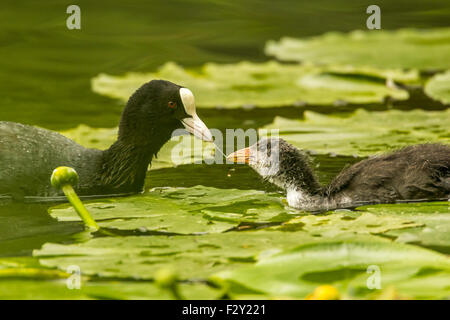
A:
[0,0,449,299]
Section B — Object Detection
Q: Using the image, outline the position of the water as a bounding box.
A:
[0,0,449,257]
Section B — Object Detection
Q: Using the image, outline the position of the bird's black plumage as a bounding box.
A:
[324,143,450,202]
[230,138,450,210]
[0,80,211,200]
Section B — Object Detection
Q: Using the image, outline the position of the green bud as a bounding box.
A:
[155,268,177,289]
[51,166,79,189]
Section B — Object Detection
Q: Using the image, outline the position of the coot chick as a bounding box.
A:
[0,80,213,200]
[227,138,450,211]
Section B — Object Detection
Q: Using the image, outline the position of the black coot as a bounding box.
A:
[0,80,213,200]
[228,138,450,211]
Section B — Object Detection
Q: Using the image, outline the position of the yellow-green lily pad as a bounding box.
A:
[265,28,450,71]
[91,61,408,108]
[425,70,450,104]
[48,186,293,234]
[212,237,450,299]
[357,202,450,249]
[34,230,317,280]
[0,279,220,300]
[274,211,421,237]
[260,109,450,156]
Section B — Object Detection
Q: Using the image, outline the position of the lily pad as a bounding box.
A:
[91,61,408,108]
[212,237,450,299]
[260,109,450,156]
[38,198,434,283]
[320,65,419,84]
[0,256,221,299]
[274,211,421,237]
[34,230,317,280]
[0,279,220,300]
[59,125,214,169]
[356,202,450,251]
[425,70,450,104]
[59,125,116,151]
[265,28,450,71]
[49,186,294,234]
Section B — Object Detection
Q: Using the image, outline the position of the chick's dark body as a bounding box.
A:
[326,144,450,203]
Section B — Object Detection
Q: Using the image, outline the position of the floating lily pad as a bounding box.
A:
[39,196,449,297]
[273,211,421,237]
[357,202,450,251]
[34,230,317,280]
[48,186,293,234]
[59,125,116,151]
[321,65,419,83]
[0,256,43,270]
[59,125,214,169]
[260,109,450,156]
[38,200,436,282]
[91,61,408,108]
[212,237,450,299]
[0,255,221,299]
[265,28,450,71]
[0,279,220,300]
[49,185,432,237]
[425,70,450,104]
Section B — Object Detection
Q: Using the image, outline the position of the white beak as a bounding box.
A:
[179,87,213,142]
[181,114,213,142]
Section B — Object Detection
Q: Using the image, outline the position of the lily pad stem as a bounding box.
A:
[61,184,99,231]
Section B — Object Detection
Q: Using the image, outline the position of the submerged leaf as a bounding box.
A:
[265,28,450,71]
[91,61,408,108]
[260,109,450,156]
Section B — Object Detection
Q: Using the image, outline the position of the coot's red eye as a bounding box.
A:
[168,101,176,109]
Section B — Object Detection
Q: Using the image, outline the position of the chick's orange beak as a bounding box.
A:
[226,147,250,164]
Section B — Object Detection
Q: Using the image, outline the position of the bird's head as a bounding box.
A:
[119,80,212,146]
[227,137,315,190]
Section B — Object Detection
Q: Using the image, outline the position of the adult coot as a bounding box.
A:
[227,138,450,211]
[0,80,213,200]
